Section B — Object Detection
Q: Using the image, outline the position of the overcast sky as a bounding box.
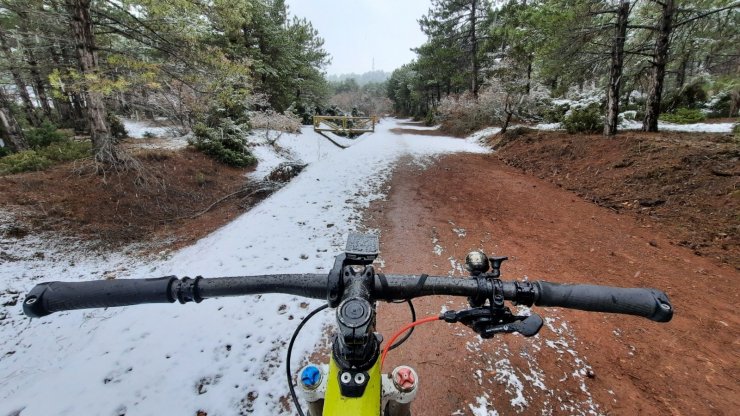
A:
[286,0,431,75]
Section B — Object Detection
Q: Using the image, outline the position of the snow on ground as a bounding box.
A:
[122,119,173,139]
[467,126,503,143]
[0,118,487,416]
[620,119,735,133]
[464,120,736,139]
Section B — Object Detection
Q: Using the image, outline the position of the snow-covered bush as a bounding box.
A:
[438,91,490,135]
[621,110,638,121]
[704,89,739,118]
[542,102,570,123]
[438,81,548,135]
[248,109,302,133]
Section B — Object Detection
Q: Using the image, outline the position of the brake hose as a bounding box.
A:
[388,299,416,351]
[287,303,328,416]
[381,315,441,367]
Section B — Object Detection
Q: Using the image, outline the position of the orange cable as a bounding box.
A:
[380,316,441,368]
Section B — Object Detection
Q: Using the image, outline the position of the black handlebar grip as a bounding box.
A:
[23,277,177,318]
[535,282,673,322]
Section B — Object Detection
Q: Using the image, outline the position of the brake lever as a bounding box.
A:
[441,308,543,338]
[479,314,543,338]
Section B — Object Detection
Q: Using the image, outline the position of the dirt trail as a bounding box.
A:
[367,152,738,415]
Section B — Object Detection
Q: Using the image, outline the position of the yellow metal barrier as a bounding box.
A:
[313,115,377,134]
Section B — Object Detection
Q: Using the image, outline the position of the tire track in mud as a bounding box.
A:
[365,153,738,415]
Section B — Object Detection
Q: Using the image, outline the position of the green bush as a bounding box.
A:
[189,119,256,167]
[0,150,52,174]
[659,108,706,124]
[26,121,68,148]
[0,140,91,175]
[562,104,602,133]
[424,107,436,126]
[0,146,11,158]
[662,81,707,111]
[37,140,91,162]
[542,103,570,123]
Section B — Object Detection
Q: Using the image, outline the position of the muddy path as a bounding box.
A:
[366,152,738,415]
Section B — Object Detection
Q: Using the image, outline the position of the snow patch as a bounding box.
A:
[467,126,502,143]
[122,119,172,139]
[469,393,500,416]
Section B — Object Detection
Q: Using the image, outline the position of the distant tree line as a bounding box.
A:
[326,77,392,116]
[388,0,739,135]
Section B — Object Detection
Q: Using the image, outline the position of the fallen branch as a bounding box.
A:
[173,180,283,221]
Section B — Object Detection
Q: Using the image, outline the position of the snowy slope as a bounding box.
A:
[0,119,486,416]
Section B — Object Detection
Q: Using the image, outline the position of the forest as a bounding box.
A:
[0,0,334,169]
[387,0,739,136]
[1,0,736,175]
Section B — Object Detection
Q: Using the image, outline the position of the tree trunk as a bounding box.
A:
[48,45,75,123]
[642,0,676,132]
[22,35,54,120]
[470,0,479,97]
[525,60,532,95]
[0,87,28,151]
[604,0,630,137]
[0,29,40,127]
[65,0,115,163]
[501,111,512,134]
[70,92,86,130]
[676,54,688,88]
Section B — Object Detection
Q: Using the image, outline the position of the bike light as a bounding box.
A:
[465,250,490,274]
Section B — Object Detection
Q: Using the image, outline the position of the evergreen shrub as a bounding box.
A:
[38,140,91,162]
[0,150,52,174]
[189,119,256,167]
[26,121,68,148]
[562,104,602,133]
[659,108,706,124]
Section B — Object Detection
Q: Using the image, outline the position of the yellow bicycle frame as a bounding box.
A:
[321,356,383,415]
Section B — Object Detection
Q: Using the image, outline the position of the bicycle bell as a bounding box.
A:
[465,250,490,275]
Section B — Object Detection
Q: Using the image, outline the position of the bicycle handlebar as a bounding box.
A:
[22,274,672,322]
